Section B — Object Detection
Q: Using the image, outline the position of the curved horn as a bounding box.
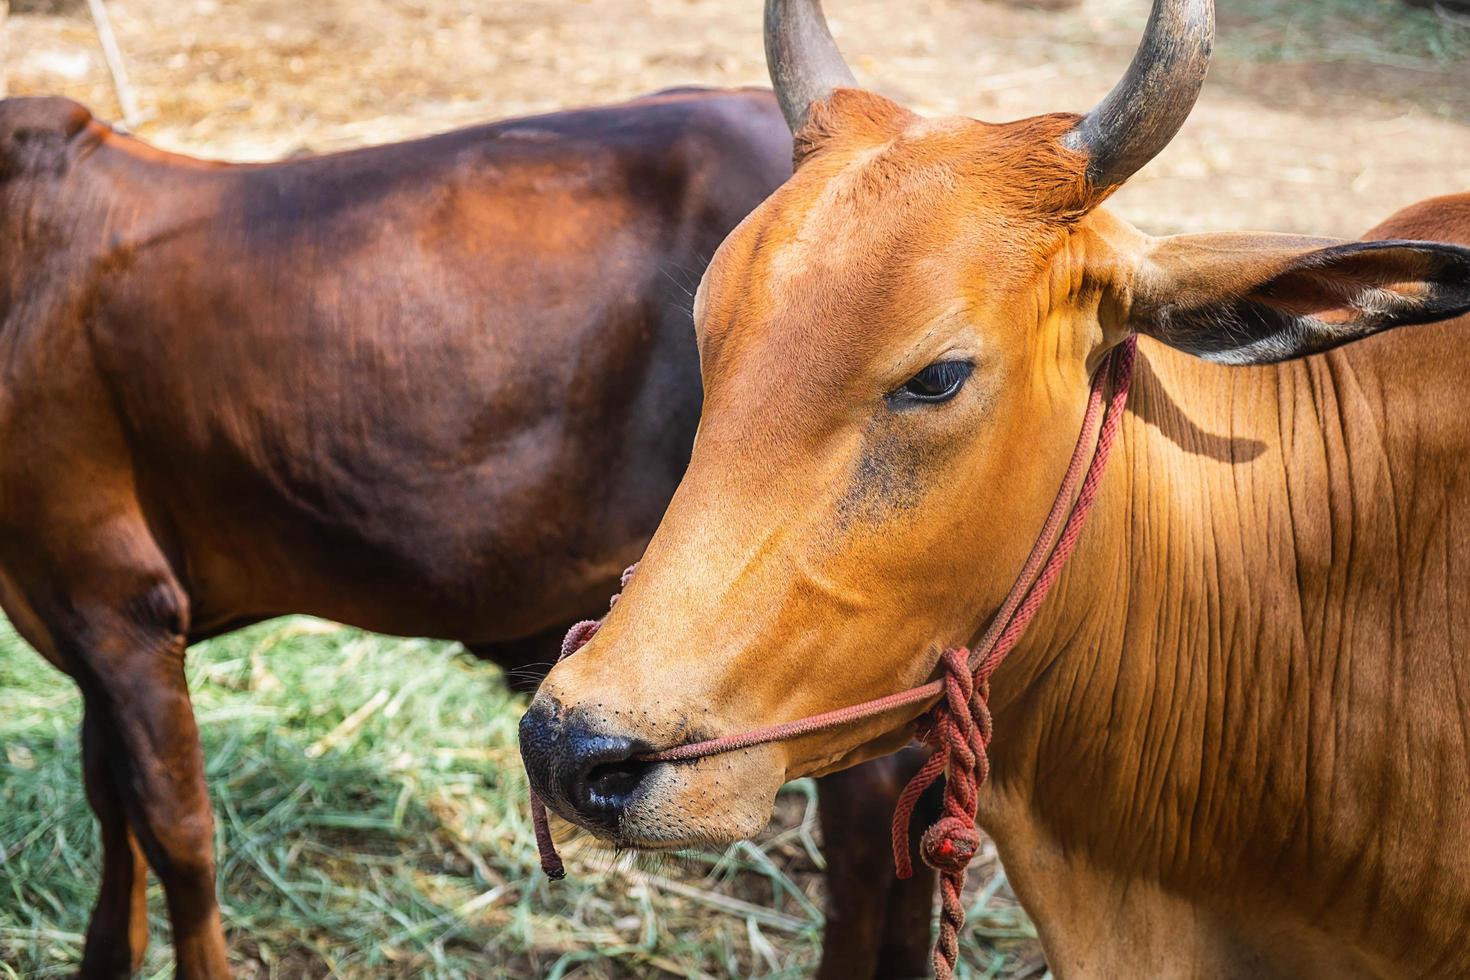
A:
[1064,0,1215,189]
[764,0,858,133]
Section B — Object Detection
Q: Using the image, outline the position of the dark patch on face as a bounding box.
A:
[835,423,933,530]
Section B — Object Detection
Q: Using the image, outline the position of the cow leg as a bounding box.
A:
[78,701,151,978]
[877,816,941,976]
[62,581,230,980]
[816,747,938,980]
[872,746,942,977]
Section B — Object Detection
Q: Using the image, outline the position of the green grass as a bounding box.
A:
[0,617,1041,978]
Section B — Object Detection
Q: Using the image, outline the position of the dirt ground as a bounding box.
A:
[3,1,1469,977]
[6,0,1470,238]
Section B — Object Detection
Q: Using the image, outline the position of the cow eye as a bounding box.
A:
[889,360,973,407]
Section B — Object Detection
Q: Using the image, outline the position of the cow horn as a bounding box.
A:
[1063,0,1215,189]
[764,0,858,133]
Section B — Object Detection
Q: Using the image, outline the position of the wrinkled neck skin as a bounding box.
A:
[978,336,1470,977]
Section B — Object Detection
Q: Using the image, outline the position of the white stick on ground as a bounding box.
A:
[87,0,141,129]
[1,0,9,99]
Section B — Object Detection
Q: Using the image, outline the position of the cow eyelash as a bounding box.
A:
[887,360,974,408]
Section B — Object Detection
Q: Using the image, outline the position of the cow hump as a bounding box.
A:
[0,96,95,180]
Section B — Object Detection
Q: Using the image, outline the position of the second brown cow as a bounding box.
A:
[0,87,934,978]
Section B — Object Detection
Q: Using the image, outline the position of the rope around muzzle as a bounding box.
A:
[527,337,1138,977]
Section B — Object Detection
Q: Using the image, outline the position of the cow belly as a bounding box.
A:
[170,475,652,645]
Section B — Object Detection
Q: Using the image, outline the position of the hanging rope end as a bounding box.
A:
[529,789,567,881]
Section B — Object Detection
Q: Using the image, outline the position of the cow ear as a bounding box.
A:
[1126,233,1470,365]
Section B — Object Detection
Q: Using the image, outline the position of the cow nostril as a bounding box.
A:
[585,758,655,802]
[569,736,657,822]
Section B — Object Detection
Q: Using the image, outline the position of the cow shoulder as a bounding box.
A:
[663,88,793,191]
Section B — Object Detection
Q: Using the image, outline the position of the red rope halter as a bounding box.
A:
[529,336,1138,978]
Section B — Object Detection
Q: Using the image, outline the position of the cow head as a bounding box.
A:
[520,0,1470,850]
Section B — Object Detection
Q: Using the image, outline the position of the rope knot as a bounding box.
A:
[555,563,638,661]
[920,816,981,873]
[559,619,601,659]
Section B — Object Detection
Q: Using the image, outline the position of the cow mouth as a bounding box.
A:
[618,748,787,852]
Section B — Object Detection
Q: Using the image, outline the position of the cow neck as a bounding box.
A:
[529,335,1139,980]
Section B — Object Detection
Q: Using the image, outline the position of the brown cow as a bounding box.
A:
[523,1,1470,975]
[0,87,934,979]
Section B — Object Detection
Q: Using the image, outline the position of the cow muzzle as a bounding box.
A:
[520,688,786,852]
[518,697,659,836]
